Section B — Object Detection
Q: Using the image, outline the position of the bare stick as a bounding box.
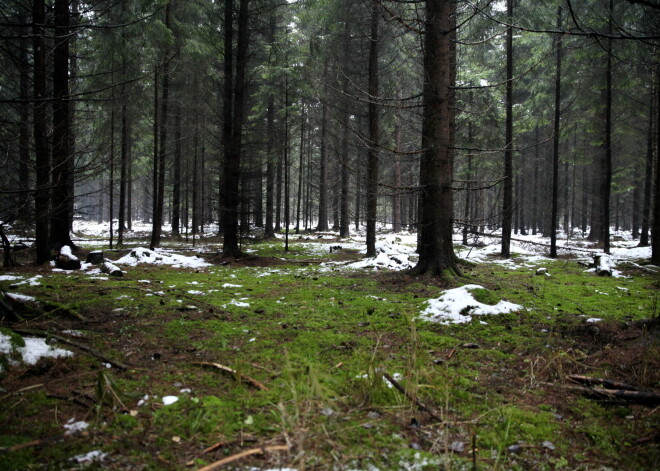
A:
[567,374,638,391]
[196,444,289,471]
[193,362,268,391]
[382,371,443,423]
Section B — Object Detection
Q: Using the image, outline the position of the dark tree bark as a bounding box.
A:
[296,107,305,234]
[222,0,249,257]
[366,1,379,257]
[118,12,130,245]
[18,10,30,218]
[550,6,563,258]
[601,0,614,254]
[413,0,459,276]
[50,0,74,250]
[33,0,50,264]
[639,69,655,247]
[171,106,182,238]
[501,0,514,258]
[117,98,129,245]
[317,59,330,232]
[109,106,115,249]
[393,98,403,234]
[265,94,275,237]
[652,64,660,264]
[150,2,171,249]
[463,121,473,245]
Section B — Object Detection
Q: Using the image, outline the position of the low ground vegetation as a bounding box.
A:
[0,225,658,470]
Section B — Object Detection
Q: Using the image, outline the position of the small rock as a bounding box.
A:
[410,442,422,450]
[542,440,555,451]
[507,444,522,454]
[450,441,465,453]
[320,407,334,417]
[367,411,381,419]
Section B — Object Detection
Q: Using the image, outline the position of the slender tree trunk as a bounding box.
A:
[392,100,402,234]
[117,98,129,245]
[639,67,655,247]
[50,0,74,250]
[317,59,330,232]
[109,107,115,249]
[602,0,614,254]
[19,12,31,218]
[172,106,182,237]
[265,98,275,237]
[275,143,282,232]
[150,2,171,249]
[652,64,660,264]
[151,67,159,229]
[340,112,351,238]
[463,119,473,245]
[550,6,562,258]
[296,107,305,234]
[222,0,249,257]
[501,0,514,258]
[366,1,379,257]
[414,0,458,276]
[33,0,50,263]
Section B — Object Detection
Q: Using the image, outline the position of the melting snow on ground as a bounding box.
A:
[113,247,210,269]
[70,450,108,464]
[420,284,522,324]
[0,332,73,370]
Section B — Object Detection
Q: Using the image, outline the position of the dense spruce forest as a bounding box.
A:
[0,0,658,267]
[1,1,660,470]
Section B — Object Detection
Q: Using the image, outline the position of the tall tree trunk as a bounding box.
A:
[109,107,115,249]
[33,0,50,263]
[317,59,330,232]
[265,95,275,237]
[150,2,171,249]
[652,63,660,264]
[392,100,403,234]
[50,0,74,250]
[118,10,129,245]
[171,106,182,237]
[501,0,514,258]
[366,1,379,257]
[151,67,159,229]
[601,0,614,254]
[550,6,562,258]
[222,0,249,257]
[639,67,655,247]
[296,107,305,234]
[463,122,473,245]
[413,0,458,276]
[117,98,129,245]
[19,11,31,218]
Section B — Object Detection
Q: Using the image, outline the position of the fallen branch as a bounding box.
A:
[196,444,289,471]
[542,382,660,406]
[11,328,128,370]
[382,371,443,423]
[193,362,268,391]
[567,374,638,391]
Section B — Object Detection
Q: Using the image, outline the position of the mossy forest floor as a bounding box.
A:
[1,229,659,470]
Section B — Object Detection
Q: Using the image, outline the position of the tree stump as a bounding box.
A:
[86,251,104,265]
[56,246,81,270]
